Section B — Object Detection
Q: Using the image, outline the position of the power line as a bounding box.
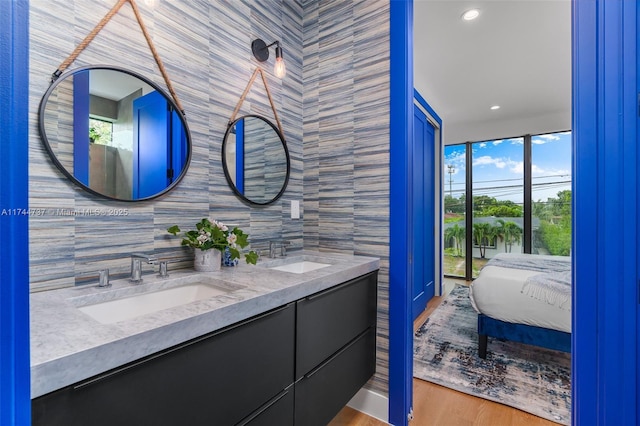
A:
[444,174,571,188]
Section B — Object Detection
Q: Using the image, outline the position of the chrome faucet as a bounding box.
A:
[268,241,277,258]
[97,269,111,288]
[280,240,291,257]
[268,240,291,258]
[158,261,169,278]
[130,253,157,283]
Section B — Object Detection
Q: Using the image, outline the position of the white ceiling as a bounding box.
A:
[413,0,572,144]
[90,69,153,101]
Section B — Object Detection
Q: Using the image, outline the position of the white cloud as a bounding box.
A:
[509,162,571,177]
[492,140,504,146]
[478,142,487,148]
[531,163,571,177]
[473,155,508,169]
[511,162,523,174]
[532,134,561,145]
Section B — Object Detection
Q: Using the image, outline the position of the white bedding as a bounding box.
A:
[469,254,571,333]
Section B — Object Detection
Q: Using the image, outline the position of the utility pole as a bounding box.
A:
[447,164,455,198]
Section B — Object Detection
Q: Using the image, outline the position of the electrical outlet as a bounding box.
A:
[291,200,300,219]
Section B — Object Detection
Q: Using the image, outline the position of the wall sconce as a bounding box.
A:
[251,38,286,78]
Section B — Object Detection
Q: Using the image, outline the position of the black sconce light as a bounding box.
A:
[251,38,286,78]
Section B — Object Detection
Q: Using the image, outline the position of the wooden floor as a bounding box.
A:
[329,280,560,426]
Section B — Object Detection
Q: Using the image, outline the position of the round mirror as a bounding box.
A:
[222,115,290,205]
[38,66,192,201]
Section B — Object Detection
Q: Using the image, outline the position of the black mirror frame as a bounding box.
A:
[221,114,290,206]
[38,65,192,202]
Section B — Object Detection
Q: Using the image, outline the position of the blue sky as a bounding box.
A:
[444,131,571,204]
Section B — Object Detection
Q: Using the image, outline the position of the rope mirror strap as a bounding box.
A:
[52,0,185,115]
[228,67,285,139]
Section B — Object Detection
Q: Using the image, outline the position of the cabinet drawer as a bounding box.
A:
[32,303,295,426]
[296,272,377,377]
[238,385,294,426]
[295,327,376,426]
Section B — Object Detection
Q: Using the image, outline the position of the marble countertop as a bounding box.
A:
[30,250,379,399]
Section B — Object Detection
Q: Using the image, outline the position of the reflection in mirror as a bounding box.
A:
[222,115,290,205]
[39,66,191,201]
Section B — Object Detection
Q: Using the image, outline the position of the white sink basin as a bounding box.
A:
[269,261,331,274]
[77,281,239,324]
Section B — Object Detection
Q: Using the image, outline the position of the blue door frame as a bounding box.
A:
[390,0,638,424]
[3,1,638,425]
[72,71,90,185]
[571,0,638,424]
[389,1,414,423]
[0,1,31,425]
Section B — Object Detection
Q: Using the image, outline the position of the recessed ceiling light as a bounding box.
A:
[461,9,480,21]
[490,105,500,110]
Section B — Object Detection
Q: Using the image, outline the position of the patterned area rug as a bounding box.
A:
[414,285,571,425]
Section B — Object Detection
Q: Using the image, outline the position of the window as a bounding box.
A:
[443,144,466,278]
[89,117,113,146]
[531,131,572,256]
[443,131,572,280]
[472,137,523,277]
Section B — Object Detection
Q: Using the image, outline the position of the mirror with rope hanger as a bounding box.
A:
[222,67,290,206]
[37,0,192,201]
[39,66,191,201]
[222,114,290,206]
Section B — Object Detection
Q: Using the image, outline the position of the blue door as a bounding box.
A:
[412,104,435,319]
[133,91,170,199]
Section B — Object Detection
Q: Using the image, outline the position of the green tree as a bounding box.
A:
[88,119,112,145]
[473,222,495,258]
[495,219,522,253]
[444,223,466,256]
[532,199,551,221]
[533,190,572,223]
[444,195,465,213]
[550,190,572,218]
[539,216,571,255]
[534,190,572,255]
[482,204,523,217]
[472,197,522,217]
[473,195,497,213]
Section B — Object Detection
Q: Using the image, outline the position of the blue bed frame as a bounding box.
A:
[477,314,571,359]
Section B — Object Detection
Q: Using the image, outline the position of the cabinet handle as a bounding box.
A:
[235,385,293,426]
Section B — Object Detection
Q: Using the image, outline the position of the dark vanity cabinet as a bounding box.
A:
[32,271,378,426]
[295,272,378,426]
[32,304,296,426]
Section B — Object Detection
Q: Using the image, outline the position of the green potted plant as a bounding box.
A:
[168,218,258,271]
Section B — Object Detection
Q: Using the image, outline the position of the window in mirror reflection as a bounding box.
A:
[88,118,113,145]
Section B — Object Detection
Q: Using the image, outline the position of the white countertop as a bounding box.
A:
[30,250,379,398]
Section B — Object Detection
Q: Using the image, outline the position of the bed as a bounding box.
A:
[469,252,571,358]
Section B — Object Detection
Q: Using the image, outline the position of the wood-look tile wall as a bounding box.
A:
[28,0,304,290]
[29,0,390,397]
[302,0,391,396]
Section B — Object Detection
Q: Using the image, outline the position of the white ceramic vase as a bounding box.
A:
[193,249,221,272]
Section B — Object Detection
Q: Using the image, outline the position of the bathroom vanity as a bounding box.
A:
[30,251,379,426]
